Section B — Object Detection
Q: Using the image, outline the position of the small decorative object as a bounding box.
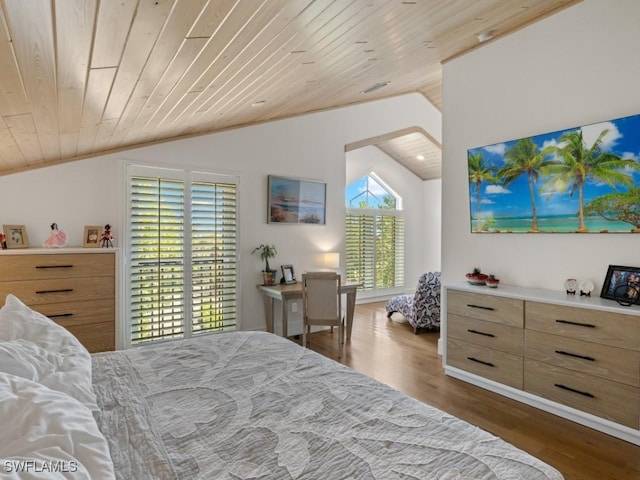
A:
[83,225,102,248]
[600,265,640,306]
[252,244,277,285]
[100,224,114,248]
[2,225,29,249]
[43,222,68,248]
[280,264,296,284]
[485,274,500,288]
[0,233,5,249]
[579,280,595,297]
[564,278,578,295]
[466,267,488,285]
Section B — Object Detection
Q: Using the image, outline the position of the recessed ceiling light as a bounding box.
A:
[416,154,425,160]
[477,30,494,43]
[361,81,390,94]
[251,100,266,107]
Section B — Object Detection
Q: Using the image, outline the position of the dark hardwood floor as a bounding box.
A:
[296,301,640,480]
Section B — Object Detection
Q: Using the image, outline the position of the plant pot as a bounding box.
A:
[485,278,500,288]
[465,273,488,285]
[262,270,277,286]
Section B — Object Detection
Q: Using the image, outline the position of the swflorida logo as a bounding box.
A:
[3,460,79,473]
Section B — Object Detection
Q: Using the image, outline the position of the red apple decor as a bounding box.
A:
[465,267,489,285]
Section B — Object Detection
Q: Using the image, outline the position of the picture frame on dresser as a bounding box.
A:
[600,264,640,305]
[2,224,29,248]
[82,225,102,248]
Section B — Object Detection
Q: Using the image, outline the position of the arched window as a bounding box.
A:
[345,172,404,293]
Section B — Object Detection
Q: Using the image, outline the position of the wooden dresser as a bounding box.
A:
[0,248,116,353]
[444,282,640,445]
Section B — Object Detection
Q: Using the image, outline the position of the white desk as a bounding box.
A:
[257,281,360,338]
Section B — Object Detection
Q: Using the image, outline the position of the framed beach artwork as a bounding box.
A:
[268,175,326,224]
[468,112,640,233]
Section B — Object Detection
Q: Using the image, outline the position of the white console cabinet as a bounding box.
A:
[443,282,640,445]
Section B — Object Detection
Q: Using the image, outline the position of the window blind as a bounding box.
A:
[345,211,404,291]
[128,170,237,345]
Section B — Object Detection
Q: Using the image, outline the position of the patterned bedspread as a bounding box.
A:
[92,331,563,480]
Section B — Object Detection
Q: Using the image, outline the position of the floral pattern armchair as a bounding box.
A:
[385,271,441,333]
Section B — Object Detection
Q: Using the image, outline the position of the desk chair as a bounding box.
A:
[301,272,344,355]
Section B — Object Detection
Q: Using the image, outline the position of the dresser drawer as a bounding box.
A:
[447,337,523,389]
[65,321,115,353]
[524,359,640,428]
[0,254,114,281]
[448,314,523,355]
[33,299,114,328]
[0,276,114,305]
[525,301,640,351]
[525,330,640,387]
[447,289,523,327]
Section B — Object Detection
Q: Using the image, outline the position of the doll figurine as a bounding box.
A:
[100,224,114,248]
[43,222,68,248]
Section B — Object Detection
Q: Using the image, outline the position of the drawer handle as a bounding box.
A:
[467,329,495,338]
[467,356,494,367]
[555,319,596,328]
[35,265,74,269]
[48,313,74,318]
[554,383,595,398]
[35,289,74,294]
[467,304,495,311]
[555,350,596,362]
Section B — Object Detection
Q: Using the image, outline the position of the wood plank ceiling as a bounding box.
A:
[0,0,580,177]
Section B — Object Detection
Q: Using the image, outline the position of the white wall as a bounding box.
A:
[0,93,441,336]
[345,145,441,298]
[442,0,640,291]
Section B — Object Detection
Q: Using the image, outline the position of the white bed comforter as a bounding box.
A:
[92,331,563,480]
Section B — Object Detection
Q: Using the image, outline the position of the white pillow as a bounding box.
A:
[0,372,115,480]
[0,339,98,412]
[0,295,98,411]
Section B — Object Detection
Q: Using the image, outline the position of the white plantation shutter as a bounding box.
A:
[345,211,404,292]
[127,166,238,345]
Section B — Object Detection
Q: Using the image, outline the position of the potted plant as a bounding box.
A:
[465,267,489,285]
[252,244,277,285]
[485,274,500,288]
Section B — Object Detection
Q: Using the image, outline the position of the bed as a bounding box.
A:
[0,294,564,479]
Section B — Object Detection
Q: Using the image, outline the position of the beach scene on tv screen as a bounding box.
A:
[468,112,640,233]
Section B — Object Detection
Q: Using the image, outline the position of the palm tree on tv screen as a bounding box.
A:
[468,152,497,231]
[498,137,555,232]
[541,129,639,232]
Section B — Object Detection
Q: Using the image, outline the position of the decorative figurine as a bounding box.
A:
[43,222,68,248]
[100,224,114,248]
[564,278,577,295]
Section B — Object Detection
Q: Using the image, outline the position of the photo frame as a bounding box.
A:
[2,224,29,248]
[600,264,640,305]
[82,225,102,248]
[281,264,296,284]
[268,175,326,224]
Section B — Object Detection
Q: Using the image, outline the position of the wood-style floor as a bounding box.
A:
[296,302,640,480]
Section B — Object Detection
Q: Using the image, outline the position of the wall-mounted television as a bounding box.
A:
[468,112,640,233]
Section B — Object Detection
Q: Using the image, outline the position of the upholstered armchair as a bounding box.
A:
[385,271,441,333]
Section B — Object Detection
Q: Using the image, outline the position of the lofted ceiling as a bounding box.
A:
[0,0,580,177]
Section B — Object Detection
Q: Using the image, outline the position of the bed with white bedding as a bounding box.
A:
[0,294,564,479]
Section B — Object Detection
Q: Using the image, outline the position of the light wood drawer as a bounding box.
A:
[448,314,523,355]
[0,253,114,281]
[447,337,523,389]
[525,330,640,387]
[525,301,640,351]
[0,276,114,305]
[524,359,640,428]
[32,299,114,328]
[65,321,115,353]
[447,289,523,327]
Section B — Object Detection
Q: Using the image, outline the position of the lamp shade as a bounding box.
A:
[323,252,340,269]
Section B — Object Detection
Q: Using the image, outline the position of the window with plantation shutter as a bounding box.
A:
[127,166,238,346]
[345,173,404,293]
